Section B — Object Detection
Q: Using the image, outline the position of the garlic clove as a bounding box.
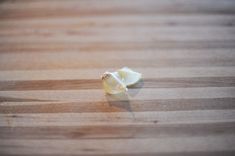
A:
[117,67,142,86]
[101,72,127,94]
[101,67,142,94]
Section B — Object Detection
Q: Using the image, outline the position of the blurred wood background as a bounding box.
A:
[0,0,235,155]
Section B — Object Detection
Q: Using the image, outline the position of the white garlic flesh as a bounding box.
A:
[101,72,127,94]
[117,67,142,86]
[101,67,142,94]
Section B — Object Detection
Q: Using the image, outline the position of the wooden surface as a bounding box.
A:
[0,0,235,155]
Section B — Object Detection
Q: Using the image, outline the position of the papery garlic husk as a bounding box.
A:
[101,72,127,94]
[117,67,142,86]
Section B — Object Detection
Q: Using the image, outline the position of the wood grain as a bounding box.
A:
[0,0,235,155]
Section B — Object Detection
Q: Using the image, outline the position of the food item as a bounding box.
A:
[117,67,142,86]
[102,71,127,94]
[101,67,142,94]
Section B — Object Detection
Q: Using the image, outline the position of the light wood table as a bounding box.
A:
[0,0,235,155]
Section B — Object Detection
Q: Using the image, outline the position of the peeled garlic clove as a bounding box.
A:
[117,67,142,86]
[101,67,142,94]
[101,72,127,94]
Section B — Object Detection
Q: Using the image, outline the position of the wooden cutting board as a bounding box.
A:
[0,0,235,155]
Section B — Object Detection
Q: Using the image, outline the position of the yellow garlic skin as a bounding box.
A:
[101,67,142,94]
[102,72,127,94]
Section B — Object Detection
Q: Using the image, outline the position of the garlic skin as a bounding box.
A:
[101,72,127,94]
[101,67,142,94]
[117,67,142,86]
